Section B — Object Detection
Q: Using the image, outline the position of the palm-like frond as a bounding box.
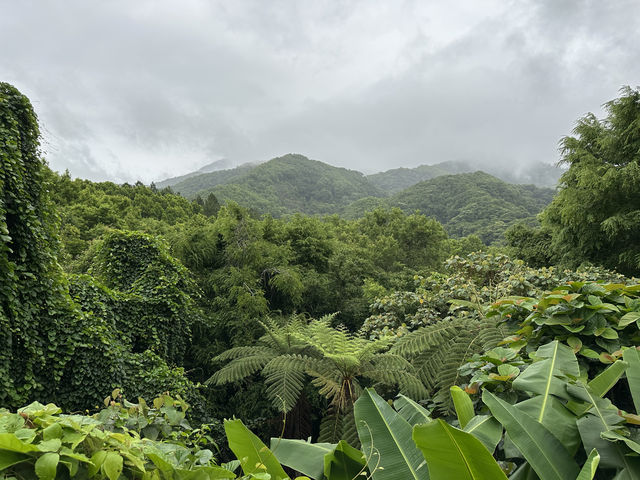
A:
[318,405,359,446]
[259,315,307,352]
[390,318,465,357]
[262,354,310,413]
[206,351,276,385]
[213,345,275,362]
[391,317,508,414]
[361,353,428,400]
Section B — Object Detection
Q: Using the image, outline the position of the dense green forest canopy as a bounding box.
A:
[156,154,554,244]
[3,83,640,479]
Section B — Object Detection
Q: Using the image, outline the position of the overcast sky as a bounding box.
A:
[1,0,639,182]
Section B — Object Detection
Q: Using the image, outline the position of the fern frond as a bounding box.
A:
[262,354,308,413]
[361,352,429,398]
[403,317,508,414]
[298,315,354,356]
[213,346,275,362]
[390,318,466,356]
[259,315,307,352]
[206,353,274,385]
[355,335,394,360]
[318,406,344,443]
[341,407,359,447]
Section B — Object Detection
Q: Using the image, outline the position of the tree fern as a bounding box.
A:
[209,314,428,442]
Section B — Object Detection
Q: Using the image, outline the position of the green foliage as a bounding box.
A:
[542,86,640,275]
[0,82,82,409]
[0,398,229,480]
[47,170,203,269]
[354,389,426,479]
[210,316,426,444]
[488,282,640,378]
[388,172,554,244]
[90,230,201,365]
[504,222,556,268]
[175,154,385,216]
[412,418,507,480]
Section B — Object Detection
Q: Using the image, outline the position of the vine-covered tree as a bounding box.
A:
[542,86,640,275]
[0,82,79,407]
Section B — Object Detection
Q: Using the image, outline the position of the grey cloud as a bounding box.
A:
[0,0,638,182]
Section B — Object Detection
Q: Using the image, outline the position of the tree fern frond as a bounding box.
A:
[318,406,344,443]
[213,346,275,362]
[390,318,466,356]
[355,335,394,360]
[404,316,508,415]
[341,408,360,448]
[263,355,308,413]
[206,353,273,385]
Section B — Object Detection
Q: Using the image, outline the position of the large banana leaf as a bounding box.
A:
[412,419,507,480]
[463,415,502,454]
[393,395,432,427]
[512,341,579,402]
[269,438,335,479]
[323,440,367,480]
[575,449,600,480]
[354,388,428,480]
[450,386,474,429]
[515,396,580,454]
[224,419,289,480]
[483,390,579,480]
[567,360,628,416]
[567,382,628,469]
[623,348,640,414]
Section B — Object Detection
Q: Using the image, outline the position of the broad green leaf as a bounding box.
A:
[623,348,640,414]
[482,390,579,480]
[270,438,334,479]
[35,452,59,480]
[450,386,474,428]
[37,438,61,452]
[601,431,640,454]
[463,415,502,454]
[88,450,107,477]
[146,450,173,472]
[513,341,579,402]
[42,423,62,441]
[568,383,627,469]
[575,449,599,480]
[515,396,580,455]
[323,440,367,480]
[0,433,40,453]
[508,462,538,480]
[224,419,288,480]
[588,360,628,397]
[354,388,427,480]
[393,395,432,426]
[619,312,640,327]
[0,450,29,470]
[567,361,628,416]
[102,452,123,480]
[412,419,507,480]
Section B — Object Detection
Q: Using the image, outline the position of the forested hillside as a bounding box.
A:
[160,155,554,244]
[366,160,562,192]
[389,171,554,243]
[170,154,384,216]
[3,83,640,479]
